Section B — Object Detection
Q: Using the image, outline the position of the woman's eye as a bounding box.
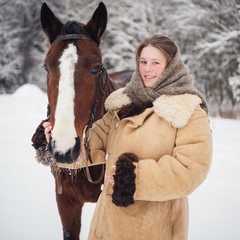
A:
[43,65,51,74]
[90,66,101,75]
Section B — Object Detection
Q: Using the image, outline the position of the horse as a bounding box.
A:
[39,2,132,239]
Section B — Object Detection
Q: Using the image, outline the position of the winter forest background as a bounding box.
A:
[1,0,240,118]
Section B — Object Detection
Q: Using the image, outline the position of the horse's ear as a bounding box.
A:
[40,2,63,44]
[85,2,107,46]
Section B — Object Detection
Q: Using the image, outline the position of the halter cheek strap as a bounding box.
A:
[82,66,107,184]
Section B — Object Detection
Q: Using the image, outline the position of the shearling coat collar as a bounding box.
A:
[105,87,202,128]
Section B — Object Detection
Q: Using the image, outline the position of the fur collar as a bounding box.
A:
[105,88,202,128]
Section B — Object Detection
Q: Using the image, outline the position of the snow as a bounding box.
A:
[0,84,240,240]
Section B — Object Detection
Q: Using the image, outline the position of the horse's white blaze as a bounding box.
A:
[52,43,78,153]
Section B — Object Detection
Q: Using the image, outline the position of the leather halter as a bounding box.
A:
[52,33,97,45]
[50,33,106,184]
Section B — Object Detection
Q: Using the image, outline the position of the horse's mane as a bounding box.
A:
[61,21,86,35]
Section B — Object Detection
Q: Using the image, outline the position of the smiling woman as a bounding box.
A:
[137,35,177,88]
[86,35,213,240]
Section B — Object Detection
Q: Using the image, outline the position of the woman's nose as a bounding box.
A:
[145,63,152,72]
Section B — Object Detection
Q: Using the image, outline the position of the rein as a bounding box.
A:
[51,33,106,185]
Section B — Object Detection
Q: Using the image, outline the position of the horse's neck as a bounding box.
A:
[106,77,121,96]
[94,77,121,122]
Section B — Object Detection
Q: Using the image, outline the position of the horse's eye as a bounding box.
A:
[43,65,51,74]
[90,66,101,75]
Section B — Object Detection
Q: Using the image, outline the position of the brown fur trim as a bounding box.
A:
[35,146,54,166]
[118,102,153,120]
[112,153,138,207]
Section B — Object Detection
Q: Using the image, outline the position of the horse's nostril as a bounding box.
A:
[71,136,81,161]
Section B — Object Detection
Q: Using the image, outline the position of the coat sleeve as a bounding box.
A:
[134,107,213,201]
[89,110,114,164]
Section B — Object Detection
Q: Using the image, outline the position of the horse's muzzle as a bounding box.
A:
[48,136,80,164]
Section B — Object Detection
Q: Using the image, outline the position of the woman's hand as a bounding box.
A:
[106,165,116,185]
[42,121,52,143]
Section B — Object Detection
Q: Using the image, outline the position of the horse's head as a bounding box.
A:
[41,2,107,164]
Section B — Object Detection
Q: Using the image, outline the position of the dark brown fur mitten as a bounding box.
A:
[112,153,138,207]
[31,119,54,166]
[31,119,49,150]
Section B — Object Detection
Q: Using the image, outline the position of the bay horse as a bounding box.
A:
[39,2,132,240]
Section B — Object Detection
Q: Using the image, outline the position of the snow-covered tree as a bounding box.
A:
[1,0,239,118]
[0,0,27,93]
[162,0,240,117]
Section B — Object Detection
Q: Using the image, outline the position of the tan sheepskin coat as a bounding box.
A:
[88,88,213,240]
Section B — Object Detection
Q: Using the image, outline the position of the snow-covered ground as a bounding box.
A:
[0,84,239,240]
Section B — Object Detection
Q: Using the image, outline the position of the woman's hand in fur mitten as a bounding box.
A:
[112,152,138,207]
[31,119,49,150]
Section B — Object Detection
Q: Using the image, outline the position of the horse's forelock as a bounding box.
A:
[61,21,85,35]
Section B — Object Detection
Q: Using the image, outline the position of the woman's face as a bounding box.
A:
[138,45,168,88]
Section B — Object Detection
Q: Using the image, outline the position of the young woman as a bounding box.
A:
[44,35,212,239]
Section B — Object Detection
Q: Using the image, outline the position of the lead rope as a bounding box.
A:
[83,125,105,184]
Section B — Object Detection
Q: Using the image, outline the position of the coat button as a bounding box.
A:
[105,153,109,160]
